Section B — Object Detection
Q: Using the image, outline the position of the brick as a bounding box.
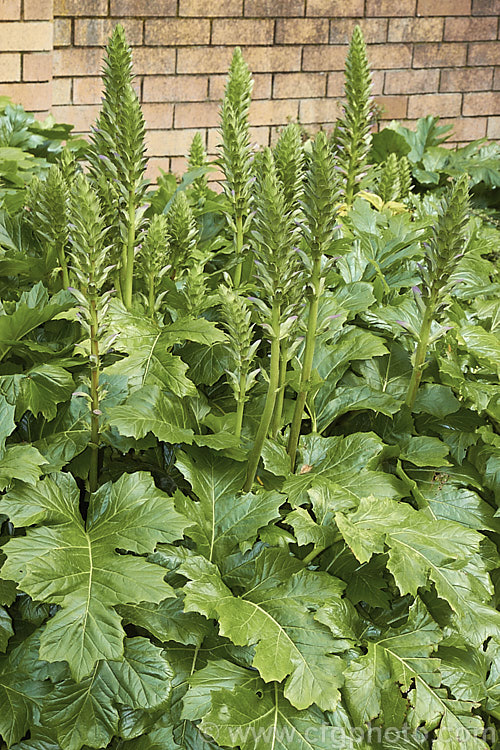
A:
[376,95,409,119]
[437,117,486,140]
[0,81,51,111]
[72,77,103,104]
[145,19,211,46]
[54,18,71,46]
[22,52,52,82]
[330,18,388,45]
[211,19,275,46]
[444,17,497,40]
[132,48,176,75]
[24,0,52,19]
[440,67,493,91]
[0,0,20,20]
[0,53,20,81]
[52,103,99,131]
[54,0,107,15]
[307,0,364,16]
[52,77,71,105]
[147,127,202,156]
[388,17,444,42]
[407,92,462,118]
[145,156,170,182]
[468,42,500,65]
[275,19,329,45]
[143,75,208,103]
[299,98,342,124]
[249,99,299,126]
[385,69,440,94]
[463,91,500,115]
[208,73,271,99]
[180,0,243,15]
[494,68,500,89]
[367,0,416,14]
[417,0,471,13]
[0,21,52,51]
[53,47,104,77]
[141,103,174,130]
[110,0,176,14]
[177,46,234,73]
[241,45,302,72]
[273,72,327,98]
[487,115,500,137]
[367,43,413,69]
[170,156,189,176]
[174,101,220,128]
[302,45,347,71]
[75,19,143,47]
[246,0,304,15]
[413,43,467,67]
[472,0,500,14]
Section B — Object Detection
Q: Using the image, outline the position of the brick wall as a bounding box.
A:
[0,0,499,178]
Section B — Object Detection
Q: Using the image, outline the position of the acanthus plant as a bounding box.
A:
[0,22,498,750]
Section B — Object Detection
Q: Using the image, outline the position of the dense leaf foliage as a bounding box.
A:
[0,25,499,750]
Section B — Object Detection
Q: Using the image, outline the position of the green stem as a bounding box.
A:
[271,341,288,436]
[57,242,70,289]
[89,297,100,494]
[123,191,136,309]
[405,292,437,411]
[235,368,247,440]
[148,272,155,318]
[243,302,281,492]
[233,212,243,288]
[288,256,322,470]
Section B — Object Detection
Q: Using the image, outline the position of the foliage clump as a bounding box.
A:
[0,24,498,750]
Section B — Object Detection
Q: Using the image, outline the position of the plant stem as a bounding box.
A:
[271,341,288,436]
[288,256,322,470]
[405,291,437,411]
[57,242,70,289]
[243,302,281,491]
[89,297,100,494]
[235,369,247,440]
[148,272,155,318]
[123,191,136,309]
[233,212,243,288]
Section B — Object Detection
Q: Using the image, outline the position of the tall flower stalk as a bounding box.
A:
[243,148,300,491]
[68,175,112,494]
[405,175,470,410]
[271,123,305,435]
[218,48,253,288]
[333,25,374,207]
[219,283,259,440]
[89,25,147,309]
[287,132,339,469]
[26,165,70,289]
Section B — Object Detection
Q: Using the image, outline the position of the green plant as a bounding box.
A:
[0,25,499,750]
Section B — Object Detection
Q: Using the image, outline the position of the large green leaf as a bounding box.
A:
[16,364,74,421]
[107,385,195,444]
[0,444,47,490]
[1,472,188,679]
[41,637,173,750]
[343,600,441,725]
[176,449,282,563]
[336,497,500,646]
[179,554,345,711]
[281,432,403,507]
[105,301,225,397]
[0,634,52,746]
[199,684,342,750]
